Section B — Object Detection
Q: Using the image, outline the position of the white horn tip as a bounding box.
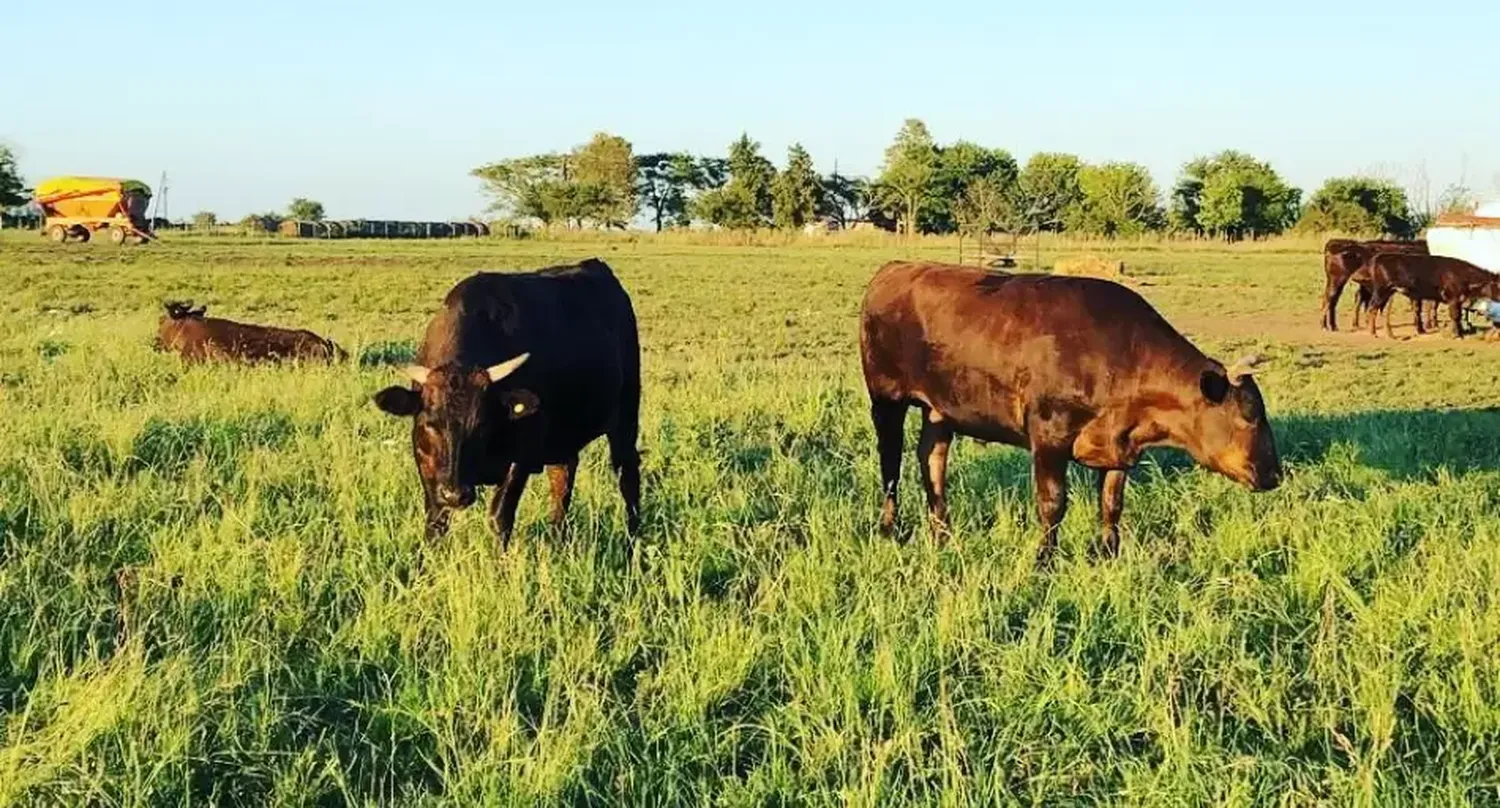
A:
[486,352,531,382]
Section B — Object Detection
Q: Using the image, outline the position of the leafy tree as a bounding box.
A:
[692,183,762,229]
[1170,151,1299,239]
[191,211,217,228]
[727,133,776,225]
[1294,176,1418,237]
[697,157,730,190]
[471,153,568,226]
[572,132,638,228]
[240,212,284,233]
[877,118,939,237]
[473,132,637,229]
[820,171,869,229]
[1067,162,1164,237]
[772,143,823,229]
[287,198,326,222]
[0,146,26,208]
[1016,152,1082,232]
[691,135,776,229]
[929,141,1017,233]
[636,152,704,231]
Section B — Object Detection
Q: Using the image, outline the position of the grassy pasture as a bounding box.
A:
[2,233,1500,805]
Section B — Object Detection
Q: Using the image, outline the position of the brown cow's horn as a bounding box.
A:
[404,365,431,385]
[1225,354,1264,381]
[486,353,530,382]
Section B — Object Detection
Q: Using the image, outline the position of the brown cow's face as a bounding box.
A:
[373,354,536,509]
[1190,360,1281,492]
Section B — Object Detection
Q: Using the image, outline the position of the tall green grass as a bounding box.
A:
[2,235,1499,804]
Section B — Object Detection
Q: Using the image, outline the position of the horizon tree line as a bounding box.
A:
[471,120,1484,240]
[0,135,1484,239]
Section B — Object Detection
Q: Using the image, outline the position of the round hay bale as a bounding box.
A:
[1052,254,1127,280]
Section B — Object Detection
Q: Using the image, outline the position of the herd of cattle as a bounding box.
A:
[151,241,1495,562]
[150,255,1294,564]
[1320,238,1500,337]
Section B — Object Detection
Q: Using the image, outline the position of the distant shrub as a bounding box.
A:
[358,340,418,368]
[36,339,70,361]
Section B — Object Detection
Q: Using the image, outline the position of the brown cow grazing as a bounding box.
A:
[372,259,641,542]
[155,301,346,363]
[1320,238,1428,331]
[860,261,1281,564]
[1366,254,1500,339]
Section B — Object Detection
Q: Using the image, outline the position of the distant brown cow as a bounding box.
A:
[155,301,346,363]
[1366,255,1500,339]
[860,262,1280,564]
[1320,238,1429,331]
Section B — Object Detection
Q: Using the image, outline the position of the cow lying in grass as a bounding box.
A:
[155,301,346,363]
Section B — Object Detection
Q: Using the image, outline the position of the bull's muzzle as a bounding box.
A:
[435,484,476,508]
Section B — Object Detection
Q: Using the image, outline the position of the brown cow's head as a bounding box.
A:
[1187,355,1281,492]
[373,353,537,508]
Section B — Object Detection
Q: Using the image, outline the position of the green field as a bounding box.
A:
[3,233,1500,805]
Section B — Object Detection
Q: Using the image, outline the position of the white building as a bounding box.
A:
[1428,199,1500,273]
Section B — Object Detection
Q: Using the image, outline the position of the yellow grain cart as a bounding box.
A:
[35,176,154,244]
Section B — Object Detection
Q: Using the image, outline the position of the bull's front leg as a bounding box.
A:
[1322,269,1349,331]
[546,457,580,534]
[1095,469,1127,559]
[1031,447,1071,567]
[488,464,532,545]
[1450,298,1465,338]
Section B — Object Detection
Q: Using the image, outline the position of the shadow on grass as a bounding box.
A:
[1275,407,1500,480]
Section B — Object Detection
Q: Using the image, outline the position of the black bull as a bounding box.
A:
[374,259,641,541]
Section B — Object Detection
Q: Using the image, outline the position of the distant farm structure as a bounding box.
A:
[271,220,492,239]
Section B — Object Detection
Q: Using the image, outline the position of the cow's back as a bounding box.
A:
[861,261,1201,441]
[420,259,635,368]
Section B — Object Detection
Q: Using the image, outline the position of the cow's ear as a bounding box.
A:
[374,386,422,416]
[1199,370,1230,405]
[501,389,540,420]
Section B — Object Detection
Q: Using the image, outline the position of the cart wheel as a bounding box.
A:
[48,224,68,243]
[109,227,127,245]
[73,227,92,243]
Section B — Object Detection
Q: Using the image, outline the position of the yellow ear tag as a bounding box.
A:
[513,402,526,414]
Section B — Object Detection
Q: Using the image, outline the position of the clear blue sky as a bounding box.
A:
[6,0,1497,221]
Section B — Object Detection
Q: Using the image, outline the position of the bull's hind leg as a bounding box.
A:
[1368,288,1390,337]
[916,412,955,539]
[488,464,531,546]
[870,399,907,536]
[1095,469,1127,559]
[608,429,641,535]
[546,457,580,532]
[1031,447,1070,567]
